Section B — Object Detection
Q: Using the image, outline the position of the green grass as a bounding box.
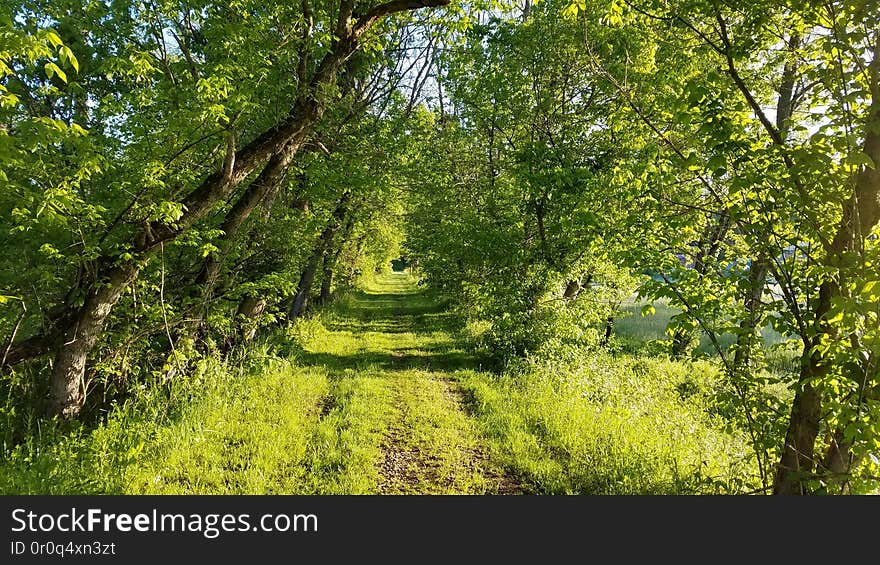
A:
[0,273,763,494]
[286,275,504,494]
[126,359,329,494]
[615,300,683,345]
[0,274,509,494]
[615,299,800,377]
[616,299,790,351]
[456,355,759,494]
[0,355,331,494]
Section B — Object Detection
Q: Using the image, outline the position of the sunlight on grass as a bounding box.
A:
[0,273,770,495]
[457,355,759,494]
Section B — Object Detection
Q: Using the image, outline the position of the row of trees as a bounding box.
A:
[403,0,879,494]
[1,0,878,495]
[0,0,446,419]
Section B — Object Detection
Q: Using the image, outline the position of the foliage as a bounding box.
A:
[1,0,878,495]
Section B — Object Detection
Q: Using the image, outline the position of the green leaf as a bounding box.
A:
[562,2,580,19]
[59,45,79,73]
[848,151,876,170]
[641,304,656,317]
[0,92,19,109]
[707,154,726,176]
[45,31,63,48]
[44,62,67,83]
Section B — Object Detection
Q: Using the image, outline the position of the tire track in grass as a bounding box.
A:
[376,371,521,494]
[292,272,520,494]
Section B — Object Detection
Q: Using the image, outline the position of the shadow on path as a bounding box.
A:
[297,349,479,373]
[298,276,489,373]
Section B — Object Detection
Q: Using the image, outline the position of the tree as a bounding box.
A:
[1,0,451,417]
[573,0,880,493]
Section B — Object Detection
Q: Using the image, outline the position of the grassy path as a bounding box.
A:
[297,273,516,494]
[124,273,516,494]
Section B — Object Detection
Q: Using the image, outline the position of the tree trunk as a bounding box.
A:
[820,428,854,491]
[732,256,769,373]
[289,251,321,321]
[671,210,731,358]
[289,194,350,320]
[196,146,300,298]
[774,379,822,495]
[318,257,334,306]
[600,316,614,347]
[773,349,823,494]
[48,262,140,417]
[774,36,880,493]
[733,36,797,375]
[318,216,355,305]
[318,242,342,306]
[234,295,267,346]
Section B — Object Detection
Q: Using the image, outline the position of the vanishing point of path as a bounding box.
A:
[297,272,519,494]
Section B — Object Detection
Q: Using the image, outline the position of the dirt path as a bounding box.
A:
[300,272,519,494]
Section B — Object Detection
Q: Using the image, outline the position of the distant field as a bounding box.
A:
[615,298,800,376]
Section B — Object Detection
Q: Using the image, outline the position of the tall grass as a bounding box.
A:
[0,344,329,494]
[457,352,760,494]
[615,299,800,377]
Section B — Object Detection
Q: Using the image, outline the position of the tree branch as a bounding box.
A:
[714,12,785,147]
[298,0,314,84]
[353,0,450,39]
